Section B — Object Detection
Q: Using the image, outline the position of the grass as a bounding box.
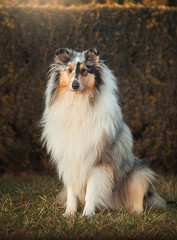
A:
[0,175,176,240]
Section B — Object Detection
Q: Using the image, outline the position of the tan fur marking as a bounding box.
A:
[58,71,69,91]
[79,64,87,77]
[68,63,75,72]
[58,71,73,93]
[128,172,149,212]
[79,64,85,69]
[81,73,95,92]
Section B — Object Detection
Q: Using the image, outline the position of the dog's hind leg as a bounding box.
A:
[83,165,114,216]
[126,167,155,213]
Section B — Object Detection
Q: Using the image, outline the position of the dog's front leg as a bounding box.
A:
[83,167,102,216]
[83,166,114,217]
[63,185,77,216]
[83,173,97,216]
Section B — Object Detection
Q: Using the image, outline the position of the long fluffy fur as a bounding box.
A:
[41,48,166,216]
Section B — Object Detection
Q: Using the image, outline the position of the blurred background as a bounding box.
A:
[0,0,176,176]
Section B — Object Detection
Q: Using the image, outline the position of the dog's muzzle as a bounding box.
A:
[72,80,80,90]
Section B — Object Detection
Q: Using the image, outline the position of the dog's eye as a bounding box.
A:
[68,68,73,74]
[81,68,87,75]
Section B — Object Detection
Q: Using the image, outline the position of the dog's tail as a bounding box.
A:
[129,159,166,211]
[117,160,166,212]
[144,184,166,210]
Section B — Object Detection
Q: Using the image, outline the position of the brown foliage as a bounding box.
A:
[0,6,176,175]
[0,0,177,7]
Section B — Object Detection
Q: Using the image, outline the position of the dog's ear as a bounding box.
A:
[85,48,100,63]
[55,48,71,64]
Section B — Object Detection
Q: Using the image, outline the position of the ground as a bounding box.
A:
[0,175,176,240]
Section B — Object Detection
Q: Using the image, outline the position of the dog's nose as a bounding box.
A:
[72,80,80,90]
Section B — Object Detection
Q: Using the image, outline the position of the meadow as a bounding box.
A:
[0,175,176,239]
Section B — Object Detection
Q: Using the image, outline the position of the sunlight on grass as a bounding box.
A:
[0,176,176,239]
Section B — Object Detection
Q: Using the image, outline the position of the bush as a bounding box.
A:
[0,0,177,7]
[0,6,176,175]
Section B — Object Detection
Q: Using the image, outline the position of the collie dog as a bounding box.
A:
[41,48,166,216]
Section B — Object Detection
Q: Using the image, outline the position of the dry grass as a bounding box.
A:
[0,175,176,240]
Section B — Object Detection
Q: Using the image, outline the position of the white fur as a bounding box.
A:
[63,186,77,216]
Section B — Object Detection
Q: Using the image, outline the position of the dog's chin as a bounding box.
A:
[71,88,80,92]
[70,86,83,92]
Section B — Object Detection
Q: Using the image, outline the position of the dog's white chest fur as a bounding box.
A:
[43,92,119,195]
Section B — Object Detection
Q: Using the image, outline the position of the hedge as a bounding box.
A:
[0,5,176,175]
[0,0,177,7]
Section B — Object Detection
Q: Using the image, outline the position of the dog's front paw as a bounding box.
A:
[82,207,95,217]
[62,209,76,217]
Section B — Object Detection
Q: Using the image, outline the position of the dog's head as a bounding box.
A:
[53,48,104,94]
